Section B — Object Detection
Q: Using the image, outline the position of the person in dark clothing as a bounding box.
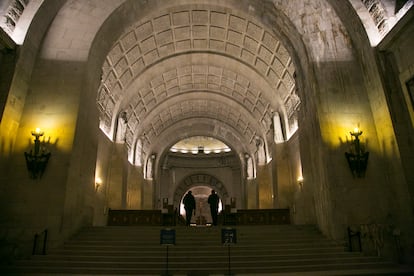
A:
[208,189,220,226]
[183,191,196,226]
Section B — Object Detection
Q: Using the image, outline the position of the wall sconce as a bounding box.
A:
[297,176,304,190]
[24,128,51,179]
[345,128,369,178]
[95,177,102,192]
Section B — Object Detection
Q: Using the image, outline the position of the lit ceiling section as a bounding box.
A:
[144,117,249,166]
[96,5,299,160]
[171,136,231,154]
[347,0,413,46]
[136,96,263,156]
[119,61,276,152]
[0,0,42,45]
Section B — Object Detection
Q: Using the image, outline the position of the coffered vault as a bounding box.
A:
[96,5,299,164]
[1,0,414,265]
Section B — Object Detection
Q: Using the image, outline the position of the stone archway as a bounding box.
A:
[173,173,229,220]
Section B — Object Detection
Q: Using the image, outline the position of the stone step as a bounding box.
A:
[1,261,404,275]
[24,252,383,267]
[31,251,362,262]
[2,224,412,275]
[75,225,321,236]
[14,256,389,268]
[63,237,339,246]
[47,246,347,257]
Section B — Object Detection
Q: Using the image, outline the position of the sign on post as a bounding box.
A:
[221,227,237,244]
[160,228,176,245]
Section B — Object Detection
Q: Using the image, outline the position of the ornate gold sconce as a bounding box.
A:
[24,128,51,179]
[345,128,369,178]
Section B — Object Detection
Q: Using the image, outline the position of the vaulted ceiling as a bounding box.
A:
[1,0,412,165]
[96,4,298,162]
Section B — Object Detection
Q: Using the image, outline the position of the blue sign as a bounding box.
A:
[222,228,237,244]
[160,228,176,245]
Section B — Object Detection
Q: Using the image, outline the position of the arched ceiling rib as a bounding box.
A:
[171,137,230,153]
[3,0,411,50]
[1,0,411,165]
[116,57,281,151]
[99,5,295,93]
[135,96,265,155]
[145,118,251,163]
[119,53,284,111]
[97,4,298,149]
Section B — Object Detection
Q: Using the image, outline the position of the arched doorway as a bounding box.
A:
[173,174,229,225]
[179,186,223,225]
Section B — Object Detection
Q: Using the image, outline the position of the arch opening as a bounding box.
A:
[179,186,224,226]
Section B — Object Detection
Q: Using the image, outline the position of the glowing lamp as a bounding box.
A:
[297,176,304,190]
[95,177,102,191]
[345,128,369,178]
[24,128,51,179]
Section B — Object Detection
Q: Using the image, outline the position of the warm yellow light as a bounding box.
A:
[95,177,102,191]
[297,176,304,190]
[32,127,44,137]
[350,127,363,137]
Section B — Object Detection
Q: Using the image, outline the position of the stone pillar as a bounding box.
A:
[127,164,142,209]
[142,179,154,209]
[159,167,171,203]
[246,179,258,209]
[105,143,126,209]
[256,164,274,208]
[231,167,242,209]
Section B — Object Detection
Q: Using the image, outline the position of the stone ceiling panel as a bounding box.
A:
[116,62,277,149]
[128,95,264,153]
[147,118,250,162]
[97,5,296,134]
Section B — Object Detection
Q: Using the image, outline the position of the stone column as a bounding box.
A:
[246,178,258,209]
[256,164,274,208]
[142,179,154,209]
[126,164,142,209]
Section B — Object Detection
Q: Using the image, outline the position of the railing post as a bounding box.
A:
[32,233,38,255]
[32,229,48,255]
[42,229,48,255]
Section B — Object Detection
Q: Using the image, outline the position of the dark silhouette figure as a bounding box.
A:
[208,190,220,226]
[183,191,196,226]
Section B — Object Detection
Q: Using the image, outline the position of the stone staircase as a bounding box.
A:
[1,225,413,275]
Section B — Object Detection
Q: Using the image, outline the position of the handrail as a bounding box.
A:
[32,229,48,255]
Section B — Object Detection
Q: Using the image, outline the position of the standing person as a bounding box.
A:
[208,189,219,226]
[183,191,196,226]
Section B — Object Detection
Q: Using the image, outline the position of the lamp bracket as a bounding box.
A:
[24,131,51,179]
[345,130,369,178]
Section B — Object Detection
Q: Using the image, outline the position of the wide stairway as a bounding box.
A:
[2,225,413,275]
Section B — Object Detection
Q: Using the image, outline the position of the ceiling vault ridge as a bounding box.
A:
[111,61,282,143]
[130,99,265,149]
[128,105,270,148]
[97,4,298,139]
[141,117,256,163]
